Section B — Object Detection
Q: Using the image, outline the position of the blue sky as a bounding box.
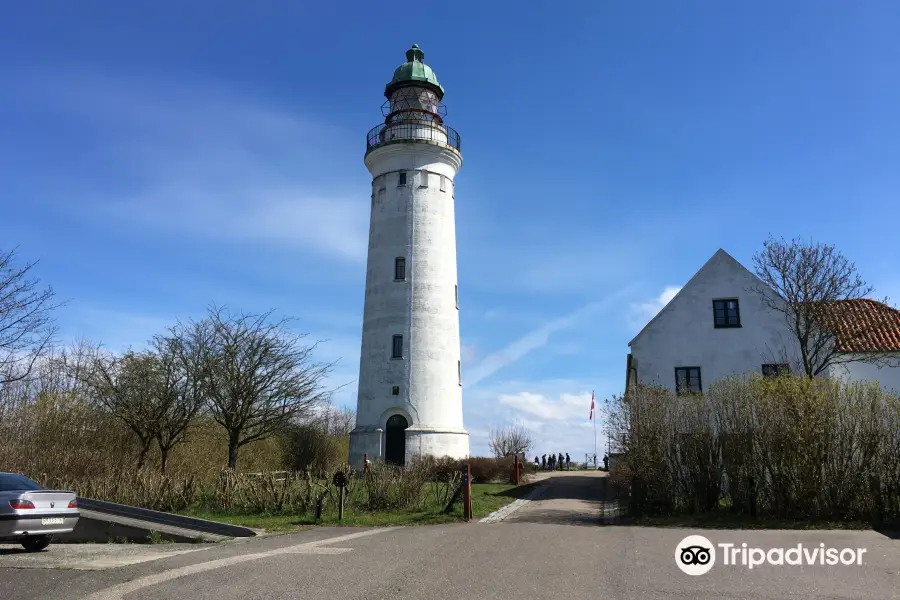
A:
[2,2,899,457]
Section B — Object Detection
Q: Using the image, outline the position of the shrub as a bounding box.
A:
[609,375,900,522]
[361,461,428,511]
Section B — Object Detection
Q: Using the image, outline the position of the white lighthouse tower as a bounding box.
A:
[349,44,469,468]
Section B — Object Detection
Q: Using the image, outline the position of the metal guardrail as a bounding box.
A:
[76,497,257,538]
[366,121,461,154]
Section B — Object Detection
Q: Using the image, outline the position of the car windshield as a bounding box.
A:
[0,474,42,491]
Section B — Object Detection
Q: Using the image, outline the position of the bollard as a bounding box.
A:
[314,496,323,522]
[514,454,520,485]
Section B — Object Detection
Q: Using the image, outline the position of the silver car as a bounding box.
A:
[0,473,79,551]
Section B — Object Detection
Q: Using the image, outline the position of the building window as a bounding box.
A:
[455,284,458,309]
[394,257,406,281]
[440,176,447,192]
[675,367,702,395]
[713,299,741,328]
[458,360,462,386]
[392,386,400,396]
[398,172,407,186]
[419,171,428,188]
[762,364,790,379]
[392,335,403,359]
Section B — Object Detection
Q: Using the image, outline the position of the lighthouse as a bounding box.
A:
[349,44,469,468]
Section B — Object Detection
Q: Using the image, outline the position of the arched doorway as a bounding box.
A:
[385,415,409,466]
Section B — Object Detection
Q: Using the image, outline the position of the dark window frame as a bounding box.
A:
[675,366,702,395]
[391,386,400,396]
[394,257,406,281]
[761,363,790,378]
[712,298,741,328]
[398,171,407,186]
[391,335,403,359]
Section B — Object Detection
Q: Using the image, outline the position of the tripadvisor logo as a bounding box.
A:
[676,535,716,576]
[675,535,867,575]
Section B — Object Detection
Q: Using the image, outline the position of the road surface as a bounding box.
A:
[2,471,898,599]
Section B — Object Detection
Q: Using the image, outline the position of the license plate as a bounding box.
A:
[41,517,64,526]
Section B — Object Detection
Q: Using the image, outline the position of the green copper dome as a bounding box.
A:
[384,44,445,100]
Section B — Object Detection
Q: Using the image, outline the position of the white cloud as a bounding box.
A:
[465,285,638,388]
[497,391,591,421]
[12,70,368,262]
[629,285,681,330]
[460,344,477,365]
[463,377,620,457]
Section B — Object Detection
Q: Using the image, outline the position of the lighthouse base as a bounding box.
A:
[349,426,469,470]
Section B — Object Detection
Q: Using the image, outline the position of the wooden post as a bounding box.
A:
[339,485,345,522]
[463,462,472,521]
[514,454,520,485]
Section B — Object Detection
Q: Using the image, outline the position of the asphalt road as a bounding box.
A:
[2,471,899,599]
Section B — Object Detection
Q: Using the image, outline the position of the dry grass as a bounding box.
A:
[0,353,528,521]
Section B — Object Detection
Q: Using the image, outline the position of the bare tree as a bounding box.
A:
[185,306,334,470]
[0,248,60,384]
[317,404,356,437]
[148,333,206,473]
[88,350,162,469]
[489,424,534,458]
[751,235,897,378]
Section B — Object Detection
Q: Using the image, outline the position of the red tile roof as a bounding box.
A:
[819,299,900,353]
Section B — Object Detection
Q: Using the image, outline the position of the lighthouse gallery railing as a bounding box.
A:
[366,121,461,154]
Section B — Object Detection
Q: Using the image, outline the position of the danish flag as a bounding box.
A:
[589,391,595,420]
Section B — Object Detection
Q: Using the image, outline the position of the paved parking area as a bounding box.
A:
[0,542,216,570]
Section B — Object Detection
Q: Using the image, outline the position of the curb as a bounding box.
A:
[480,484,548,523]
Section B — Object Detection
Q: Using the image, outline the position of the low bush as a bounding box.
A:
[609,375,900,522]
[20,454,529,519]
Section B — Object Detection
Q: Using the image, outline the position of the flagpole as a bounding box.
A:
[592,390,597,465]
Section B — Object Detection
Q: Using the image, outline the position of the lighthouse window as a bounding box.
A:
[440,176,446,192]
[394,257,406,281]
[398,172,407,185]
[458,360,462,386]
[392,335,404,359]
[392,386,400,396]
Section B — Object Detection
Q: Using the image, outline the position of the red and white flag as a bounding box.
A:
[589,391,595,420]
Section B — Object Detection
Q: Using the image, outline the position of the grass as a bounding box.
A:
[178,481,541,533]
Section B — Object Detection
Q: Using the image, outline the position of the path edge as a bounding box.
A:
[479,484,548,523]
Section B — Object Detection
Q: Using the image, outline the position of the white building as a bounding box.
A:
[348,45,469,469]
[627,248,900,395]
